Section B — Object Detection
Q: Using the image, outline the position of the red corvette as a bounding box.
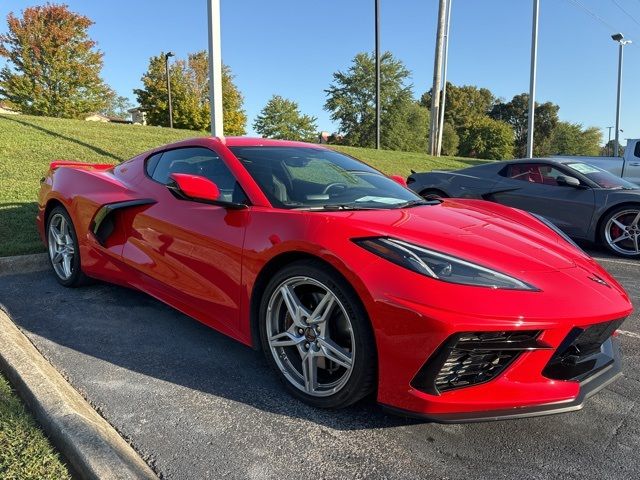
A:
[37,137,633,421]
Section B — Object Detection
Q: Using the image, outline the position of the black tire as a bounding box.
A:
[420,189,449,201]
[46,206,91,287]
[599,205,640,259]
[259,259,377,409]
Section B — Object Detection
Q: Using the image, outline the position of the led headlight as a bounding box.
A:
[354,237,538,291]
[530,213,583,251]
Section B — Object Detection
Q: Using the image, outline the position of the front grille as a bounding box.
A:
[543,319,625,381]
[412,330,546,395]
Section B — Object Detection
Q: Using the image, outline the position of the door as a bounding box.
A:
[121,146,249,335]
[492,162,595,239]
[624,142,640,185]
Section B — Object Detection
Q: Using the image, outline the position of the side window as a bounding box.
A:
[634,141,640,158]
[145,152,163,178]
[151,147,246,202]
[505,163,566,186]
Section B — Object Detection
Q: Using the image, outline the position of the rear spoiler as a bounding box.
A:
[49,160,114,171]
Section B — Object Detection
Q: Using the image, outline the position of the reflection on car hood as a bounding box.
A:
[322,198,592,274]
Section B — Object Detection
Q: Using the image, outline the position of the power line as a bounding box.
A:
[564,0,620,32]
[611,0,640,28]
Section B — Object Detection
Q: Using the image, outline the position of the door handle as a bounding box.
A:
[628,162,640,167]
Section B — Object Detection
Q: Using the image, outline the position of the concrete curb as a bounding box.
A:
[0,308,157,480]
[0,253,49,276]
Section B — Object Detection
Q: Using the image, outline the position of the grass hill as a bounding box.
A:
[0,114,483,256]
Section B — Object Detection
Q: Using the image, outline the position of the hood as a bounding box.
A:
[320,199,595,275]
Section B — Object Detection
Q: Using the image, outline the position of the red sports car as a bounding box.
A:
[37,137,633,421]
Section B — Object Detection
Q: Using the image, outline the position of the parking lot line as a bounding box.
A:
[618,330,640,340]
[592,257,639,267]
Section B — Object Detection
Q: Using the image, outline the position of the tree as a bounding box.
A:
[490,93,559,157]
[441,122,460,156]
[547,122,602,156]
[254,95,318,142]
[325,52,422,150]
[0,4,110,117]
[420,83,496,128]
[102,90,133,120]
[134,51,246,134]
[458,116,514,160]
[601,139,624,157]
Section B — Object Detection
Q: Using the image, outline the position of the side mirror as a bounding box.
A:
[390,175,408,187]
[168,173,247,209]
[556,175,581,188]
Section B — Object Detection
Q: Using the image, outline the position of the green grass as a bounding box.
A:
[0,113,484,256]
[0,374,71,479]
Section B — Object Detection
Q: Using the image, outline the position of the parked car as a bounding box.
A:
[38,138,632,421]
[553,138,640,185]
[408,158,640,259]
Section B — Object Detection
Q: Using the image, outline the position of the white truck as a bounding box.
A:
[553,138,640,185]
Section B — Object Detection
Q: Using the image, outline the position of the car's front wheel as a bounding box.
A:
[46,206,90,287]
[259,260,376,408]
[600,205,640,259]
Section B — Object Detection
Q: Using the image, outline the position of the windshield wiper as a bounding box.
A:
[319,204,380,211]
[394,199,440,208]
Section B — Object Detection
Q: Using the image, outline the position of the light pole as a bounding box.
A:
[207,0,224,137]
[606,126,613,156]
[436,0,452,156]
[526,0,539,158]
[429,0,447,155]
[375,0,381,150]
[164,51,174,128]
[612,33,631,158]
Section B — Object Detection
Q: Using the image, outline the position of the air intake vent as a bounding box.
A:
[543,319,625,381]
[412,330,546,395]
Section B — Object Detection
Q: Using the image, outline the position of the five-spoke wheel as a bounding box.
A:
[260,261,376,408]
[46,206,89,286]
[602,207,640,258]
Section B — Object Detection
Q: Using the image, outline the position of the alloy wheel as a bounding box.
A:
[266,276,355,397]
[48,213,75,280]
[605,209,640,256]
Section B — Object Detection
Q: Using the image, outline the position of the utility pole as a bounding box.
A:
[164,52,174,128]
[526,0,539,158]
[607,126,613,156]
[611,33,631,158]
[375,0,381,150]
[207,0,224,137]
[436,0,452,156]
[429,0,447,156]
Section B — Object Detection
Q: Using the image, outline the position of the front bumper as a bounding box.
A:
[382,336,623,423]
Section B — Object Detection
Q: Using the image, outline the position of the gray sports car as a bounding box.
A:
[407,158,640,259]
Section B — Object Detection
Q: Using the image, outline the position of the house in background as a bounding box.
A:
[84,113,132,124]
[128,107,147,125]
[0,101,20,115]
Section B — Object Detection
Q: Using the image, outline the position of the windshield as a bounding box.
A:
[229,146,423,209]
[565,162,638,189]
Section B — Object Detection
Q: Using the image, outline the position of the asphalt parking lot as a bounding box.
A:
[1,246,638,480]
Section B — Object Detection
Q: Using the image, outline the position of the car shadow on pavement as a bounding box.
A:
[0,271,420,431]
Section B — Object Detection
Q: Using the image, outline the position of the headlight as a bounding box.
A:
[530,213,583,251]
[353,237,538,291]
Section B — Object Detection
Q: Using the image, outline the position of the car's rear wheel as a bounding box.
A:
[47,206,90,287]
[420,189,448,201]
[259,260,376,408]
[600,205,640,259]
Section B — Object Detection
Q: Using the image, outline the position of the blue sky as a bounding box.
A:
[1,0,639,143]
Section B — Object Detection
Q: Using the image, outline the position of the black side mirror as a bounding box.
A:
[556,175,581,188]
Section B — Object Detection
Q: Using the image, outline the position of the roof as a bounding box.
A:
[221,137,328,149]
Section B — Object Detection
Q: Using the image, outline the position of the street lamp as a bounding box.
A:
[611,33,631,157]
[164,51,175,128]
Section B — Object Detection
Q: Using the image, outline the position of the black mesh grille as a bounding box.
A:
[543,319,625,381]
[412,330,544,395]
